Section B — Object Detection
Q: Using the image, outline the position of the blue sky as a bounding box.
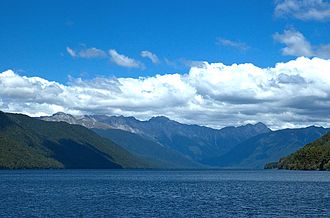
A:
[1,0,329,82]
[1,0,330,129]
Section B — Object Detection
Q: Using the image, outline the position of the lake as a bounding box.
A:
[0,170,329,217]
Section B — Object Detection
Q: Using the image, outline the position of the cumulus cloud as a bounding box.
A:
[274,29,330,58]
[217,38,249,51]
[66,47,107,59]
[273,29,313,56]
[275,0,330,21]
[140,50,159,64]
[2,57,330,129]
[109,49,143,68]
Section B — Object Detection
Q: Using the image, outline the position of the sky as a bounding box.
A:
[1,0,330,129]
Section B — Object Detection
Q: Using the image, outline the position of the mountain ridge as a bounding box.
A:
[40,112,269,132]
[2,111,329,169]
[40,112,271,163]
[206,126,329,168]
[0,111,150,169]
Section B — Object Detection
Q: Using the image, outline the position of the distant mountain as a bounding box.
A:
[94,116,271,162]
[273,131,330,170]
[0,111,149,169]
[94,128,202,169]
[207,126,329,169]
[40,112,111,129]
[41,113,271,163]
[37,112,330,169]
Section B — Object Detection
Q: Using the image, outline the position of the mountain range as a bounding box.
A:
[41,113,271,162]
[1,110,329,169]
[39,112,330,169]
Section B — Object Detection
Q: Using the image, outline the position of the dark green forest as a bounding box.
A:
[266,132,330,171]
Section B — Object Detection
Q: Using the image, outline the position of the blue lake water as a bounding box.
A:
[0,170,330,217]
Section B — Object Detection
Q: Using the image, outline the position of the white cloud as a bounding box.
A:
[66,47,107,59]
[217,38,249,51]
[2,57,330,129]
[78,48,107,58]
[140,50,159,64]
[274,29,330,58]
[109,49,143,68]
[275,0,330,21]
[273,29,313,56]
[66,47,77,57]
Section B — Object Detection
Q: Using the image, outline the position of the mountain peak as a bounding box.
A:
[40,112,78,124]
[149,116,171,122]
[121,115,138,121]
[232,122,271,136]
[254,122,268,128]
[52,112,73,117]
[252,122,271,133]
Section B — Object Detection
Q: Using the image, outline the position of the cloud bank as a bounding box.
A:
[1,57,330,129]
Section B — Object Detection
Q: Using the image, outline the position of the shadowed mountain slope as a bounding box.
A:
[94,128,203,169]
[207,126,328,169]
[0,111,149,169]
